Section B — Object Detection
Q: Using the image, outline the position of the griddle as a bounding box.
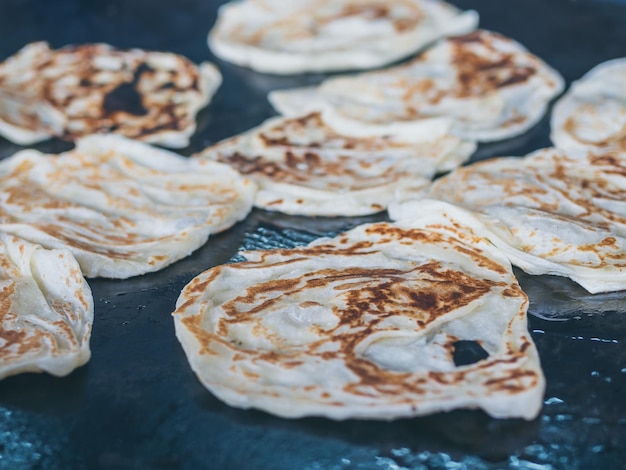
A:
[0,0,625,468]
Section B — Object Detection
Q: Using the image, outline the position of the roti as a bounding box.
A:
[551,58,626,155]
[172,200,544,420]
[0,135,256,278]
[269,30,564,142]
[0,42,222,147]
[391,148,626,293]
[208,0,478,74]
[196,112,475,216]
[0,233,93,379]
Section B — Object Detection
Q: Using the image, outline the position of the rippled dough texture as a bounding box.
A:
[0,135,256,278]
[197,112,475,216]
[173,200,544,421]
[0,233,93,379]
[208,0,478,74]
[551,58,626,155]
[0,42,222,147]
[393,148,626,293]
[269,30,564,142]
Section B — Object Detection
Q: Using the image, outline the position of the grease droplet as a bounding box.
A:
[544,397,564,405]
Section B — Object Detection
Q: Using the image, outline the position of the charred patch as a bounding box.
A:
[102,63,153,116]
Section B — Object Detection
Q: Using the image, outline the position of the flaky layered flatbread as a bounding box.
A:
[173,200,544,420]
[270,30,564,141]
[196,112,475,216]
[208,0,478,74]
[0,42,222,147]
[0,135,256,278]
[391,148,626,293]
[0,233,92,379]
[551,58,626,155]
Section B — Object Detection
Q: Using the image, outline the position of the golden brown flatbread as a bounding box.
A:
[0,135,256,278]
[196,112,475,216]
[209,0,477,74]
[270,30,564,142]
[0,42,221,147]
[173,201,544,420]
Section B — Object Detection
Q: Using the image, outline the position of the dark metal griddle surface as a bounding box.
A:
[0,0,625,468]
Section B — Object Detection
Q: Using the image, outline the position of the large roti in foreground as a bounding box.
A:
[551,58,626,155]
[0,135,256,278]
[391,148,626,293]
[270,30,564,142]
[208,0,477,74]
[173,201,544,421]
[0,233,93,379]
[196,112,475,216]
[0,42,222,147]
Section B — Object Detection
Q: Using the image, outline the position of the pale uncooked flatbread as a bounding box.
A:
[270,30,564,141]
[208,0,478,74]
[391,148,626,293]
[0,42,222,147]
[0,135,256,278]
[196,112,475,216]
[0,233,93,379]
[173,200,544,421]
[551,58,626,155]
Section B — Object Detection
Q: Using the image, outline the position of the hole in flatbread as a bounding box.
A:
[452,340,489,367]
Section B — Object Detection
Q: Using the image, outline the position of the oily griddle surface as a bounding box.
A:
[0,0,625,468]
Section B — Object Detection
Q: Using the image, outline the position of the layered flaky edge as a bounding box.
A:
[0,233,93,379]
[0,135,256,278]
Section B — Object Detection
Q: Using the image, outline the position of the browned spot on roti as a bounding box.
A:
[448,31,537,98]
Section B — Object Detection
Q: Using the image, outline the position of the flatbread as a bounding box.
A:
[551,58,626,155]
[172,200,544,420]
[0,135,256,278]
[208,0,478,74]
[0,42,222,147]
[269,30,564,141]
[196,112,475,216]
[0,233,93,379]
[391,148,626,293]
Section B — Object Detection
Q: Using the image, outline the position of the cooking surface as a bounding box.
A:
[0,0,625,468]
